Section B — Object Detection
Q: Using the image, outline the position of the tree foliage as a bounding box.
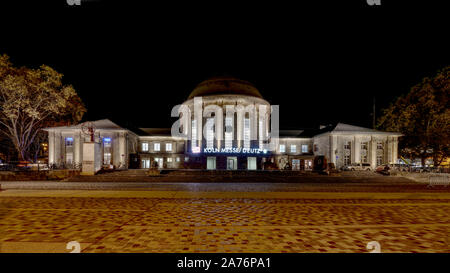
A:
[377,66,449,166]
[0,54,86,160]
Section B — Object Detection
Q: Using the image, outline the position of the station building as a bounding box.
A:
[44,77,401,171]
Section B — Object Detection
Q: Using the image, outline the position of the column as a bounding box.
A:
[354,136,361,163]
[330,135,337,165]
[48,131,55,165]
[215,106,223,149]
[194,97,203,149]
[74,132,81,165]
[54,132,61,165]
[236,105,244,148]
[387,137,393,163]
[370,137,377,168]
[393,137,398,164]
[250,104,257,147]
[119,132,126,168]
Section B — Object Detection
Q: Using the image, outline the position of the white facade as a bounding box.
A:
[44,77,401,171]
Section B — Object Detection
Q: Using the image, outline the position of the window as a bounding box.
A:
[104,152,111,165]
[290,145,296,153]
[377,142,383,150]
[154,143,160,151]
[142,142,148,152]
[344,141,351,150]
[361,142,368,163]
[301,144,308,153]
[103,137,111,147]
[176,157,180,162]
[279,144,286,153]
[65,137,73,147]
[166,143,172,152]
[185,157,189,162]
[167,157,173,163]
[66,152,73,164]
[344,155,351,166]
[206,118,214,148]
[377,155,383,166]
[244,118,250,149]
[225,116,233,149]
[191,119,197,149]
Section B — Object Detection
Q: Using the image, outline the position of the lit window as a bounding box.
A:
[290,145,296,153]
[65,137,73,147]
[225,116,233,149]
[191,119,197,149]
[66,152,73,164]
[176,157,180,162]
[377,155,383,166]
[142,142,148,152]
[166,143,172,152]
[206,118,214,149]
[279,144,286,153]
[154,143,160,151]
[142,159,150,168]
[259,118,264,149]
[244,118,250,149]
[103,137,111,147]
[104,152,111,164]
[185,157,189,162]
[167,157,173,162]
[301,144,308,153]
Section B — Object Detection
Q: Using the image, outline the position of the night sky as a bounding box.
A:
[0,1,448,130]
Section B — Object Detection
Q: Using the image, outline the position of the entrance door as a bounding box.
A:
[292,159,300,170]
[154,158,163,168]
[207,157,216,170]
[142,159,150,169]
[227,157,237,170]
[247,157,257,170]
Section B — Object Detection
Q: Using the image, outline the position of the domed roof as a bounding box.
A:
[188,76,263,100]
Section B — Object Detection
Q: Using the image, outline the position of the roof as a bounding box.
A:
[43,119,125,131]
[188,76,263,100]
[313,123,402,137]
[138,128,172,136]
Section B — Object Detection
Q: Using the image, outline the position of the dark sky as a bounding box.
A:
[0,1,448,130]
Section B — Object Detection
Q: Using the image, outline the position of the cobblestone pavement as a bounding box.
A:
[0,190,449,253]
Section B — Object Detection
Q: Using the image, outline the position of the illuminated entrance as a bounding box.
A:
[227,157,237,170]
[247,157,257,170]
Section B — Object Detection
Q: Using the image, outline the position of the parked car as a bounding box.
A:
[341,163,372,171]
[16,160,32,170]
[388,164,410,172]
[412,166,439,173]
[375,164,391,175]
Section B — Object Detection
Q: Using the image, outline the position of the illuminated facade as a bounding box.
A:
[45,77,401,171]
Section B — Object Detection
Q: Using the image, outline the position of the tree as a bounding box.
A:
[0,54,86,161]
[377,66,449,166]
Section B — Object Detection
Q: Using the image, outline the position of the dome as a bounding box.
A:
[188,76,263,100]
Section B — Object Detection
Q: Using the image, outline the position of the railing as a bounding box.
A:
[428,174,450,187]
[0,161,82,171]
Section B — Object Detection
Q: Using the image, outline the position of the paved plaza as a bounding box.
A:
[0,182,449,253]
